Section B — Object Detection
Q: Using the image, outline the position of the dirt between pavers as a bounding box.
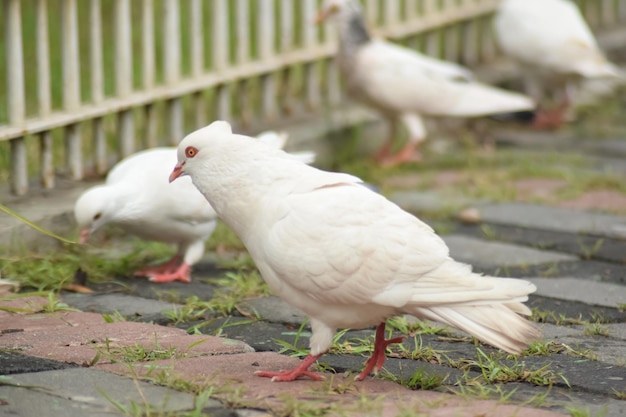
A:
[99,353,567,417]
[0,307,252,366]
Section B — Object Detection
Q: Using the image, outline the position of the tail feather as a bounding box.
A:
[446,84,536,117]
[410,303,540,354]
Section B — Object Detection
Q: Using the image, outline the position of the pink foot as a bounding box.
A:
[356,323,405,381]
[379,142,422,167]
[134,255,182,277]
[373,141,393,163]
[255,354,324,382]
[147,263,192,283]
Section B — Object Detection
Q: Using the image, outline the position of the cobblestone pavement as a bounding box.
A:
[1,128,626,417]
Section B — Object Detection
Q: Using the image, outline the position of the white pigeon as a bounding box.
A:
[170,121,540,381]
[494,0,621,128]
[74,131,315,283]
[316,0,535,166]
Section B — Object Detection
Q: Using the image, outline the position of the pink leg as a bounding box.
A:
[373,137,394,163]
[134,255,182,277]
[380,141,422,167]
[255,354,324,382]
[147,262,192,283]
[356,323,405,381]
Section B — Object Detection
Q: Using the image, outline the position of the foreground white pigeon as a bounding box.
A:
[317,0,535,166]
[75,131,315,283]
[494,0,621,128]
[169,121,540,381]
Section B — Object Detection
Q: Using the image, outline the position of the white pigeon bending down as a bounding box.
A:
[169,121,541,381]
[316,0,535,166]
[494,0,622,128]
[74,131,315,284]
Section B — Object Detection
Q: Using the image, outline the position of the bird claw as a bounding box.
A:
[255,369,324,382]
[148,273,191,283]
[146,263,192,283]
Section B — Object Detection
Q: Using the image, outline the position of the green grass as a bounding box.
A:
[0,238,174,292]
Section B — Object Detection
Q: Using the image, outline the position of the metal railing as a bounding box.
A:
[1,0,624,195]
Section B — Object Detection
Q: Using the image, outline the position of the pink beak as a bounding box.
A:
[79,228,90,244]
[169,162,185,183]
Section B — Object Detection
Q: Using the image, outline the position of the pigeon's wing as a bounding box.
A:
[353,40,534,116]
[495,0,615,77]
[259,182,454,307]
[106,148,176,184]
[112,148,217,240]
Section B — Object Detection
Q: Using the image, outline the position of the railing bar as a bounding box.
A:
[90,0,106,175]
[280,0,294,52]
[90,0,104,103]
[6,0,25,124]
[236,0,250,64]
[10,140,28,196]
[215,84,232,123]
[213,0,229,70]
[164,0,181,83]
[142,0,155,88]
[62,0,82,180]
[37,0,53,189]
[65,124,82,181]
[145,104,159,148]
[40,132,54,188]
[384,0,400,25]
[259,1,277,119]
[326,58,342,106]
[93,118,107,175]
[365,0,378,27]
[62,0,80,110]
[190,0,204,76]
[164,0,182,143]
[37,0,51,114]
[302,0,316,47]
[115,0,134,157]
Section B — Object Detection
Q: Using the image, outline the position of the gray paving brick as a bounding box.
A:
[527,277,626,308]
[442,235,576,268]
[477,203,626,238]
[61,293,179,319]
[0,368,203,416]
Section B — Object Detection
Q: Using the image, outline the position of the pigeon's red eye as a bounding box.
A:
[185,146,198,158]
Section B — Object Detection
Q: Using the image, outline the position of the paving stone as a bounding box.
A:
[0,368,200,416]
[452,222,626,268]
[527,277,626,308]
[476,203,626,238]
[99,353,566,417]
[528,295,626,324]
[0,350,74,374]
[602,323,626,340]
[538,323,585,341]
[390,191,479,215]
[0,312,253,366]
[557,335,626,366]
[238,296,307,325]
[518,356,626,396]
[0,294,49,313]
[61,292,180,320]
[442,235,576,268]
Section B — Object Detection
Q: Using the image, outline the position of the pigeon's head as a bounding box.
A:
[316,0,362,24]
[169,120,233,183]
[74,186,116,243]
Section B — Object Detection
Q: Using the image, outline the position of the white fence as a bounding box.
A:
[1,0,625,196]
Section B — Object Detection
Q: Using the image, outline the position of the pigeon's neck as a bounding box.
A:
[337,8,371,59]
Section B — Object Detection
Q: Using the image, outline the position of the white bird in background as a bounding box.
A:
[170,121,540,381]
[74,131,315,284]
[316,0,535,166]
[494,0,622,128]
